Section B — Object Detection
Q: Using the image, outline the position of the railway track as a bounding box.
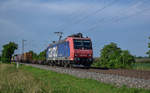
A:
[63,65,150,80]
[76,68,150,80]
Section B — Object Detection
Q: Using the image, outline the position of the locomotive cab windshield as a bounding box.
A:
[73,39,92,50]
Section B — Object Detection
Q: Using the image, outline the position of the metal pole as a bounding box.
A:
[17,39,26,69]
[22,40,23,55]
[22,39,26,60]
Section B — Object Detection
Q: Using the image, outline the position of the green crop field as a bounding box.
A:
[132,62,150,71]
[0,63,150,93]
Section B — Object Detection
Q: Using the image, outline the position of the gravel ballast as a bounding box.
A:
[24,64,150,89]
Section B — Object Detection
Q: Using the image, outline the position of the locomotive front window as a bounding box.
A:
[74,39,82,49]
[74,39,92,49]
[83,40,92,49]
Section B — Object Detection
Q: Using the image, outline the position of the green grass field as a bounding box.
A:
[0,63,150,93]
[132,63,150,71]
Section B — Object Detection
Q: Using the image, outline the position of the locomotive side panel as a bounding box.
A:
[46,41,70,61]
[57,41,70,58]
[46,45,58,60]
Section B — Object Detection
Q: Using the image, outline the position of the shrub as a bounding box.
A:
[95,42,135,69]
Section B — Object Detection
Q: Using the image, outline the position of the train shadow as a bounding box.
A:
[72,65,109,70]
[89,67,109,70]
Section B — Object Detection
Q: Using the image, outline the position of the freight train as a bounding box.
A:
[12,33,93,67]
[46,33,93,67]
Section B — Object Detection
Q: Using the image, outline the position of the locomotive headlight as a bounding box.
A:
[74,57,80,61]
[75,54,78,57]
[77,58,80,61]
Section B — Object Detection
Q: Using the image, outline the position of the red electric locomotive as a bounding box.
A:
[46,33,93,67]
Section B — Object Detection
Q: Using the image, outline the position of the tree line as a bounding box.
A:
[28,50,46,61]
[0,42,46,63]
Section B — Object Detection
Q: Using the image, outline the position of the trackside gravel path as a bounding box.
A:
[24,64,150,89]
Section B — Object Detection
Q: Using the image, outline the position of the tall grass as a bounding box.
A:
[0,64,52,93]
[0,63,150,93]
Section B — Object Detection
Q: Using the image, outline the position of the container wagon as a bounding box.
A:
[46,33,93,67]
[12,52,33,63]
[20,52,32,63]
[22,52,32,63]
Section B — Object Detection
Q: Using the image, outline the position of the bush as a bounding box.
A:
[92,58,101,67]
[120,50,135,68]
[95,42,135,69]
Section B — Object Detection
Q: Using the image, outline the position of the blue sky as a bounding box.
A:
[0,0,150,57]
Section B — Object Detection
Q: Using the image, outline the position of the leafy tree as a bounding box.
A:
[1,42,18,63]
[120,50,135,68]
[38,50,46,60]
[146,51,150,58]
[29,50,38,60]
[146,37,150,57]
[91,58,101,67]
[28,50,46,61]
[96,42,135,68]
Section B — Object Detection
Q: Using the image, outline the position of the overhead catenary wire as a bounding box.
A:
[56,0,119,32]
[54,0,150,37]
[86,0,150,32]
[54,3,88,29]
[86,0,141,31]
[84,0,138,26]
[114,7,150,23]
[54,0,97,31]
[54,0,104,30]
[72,0,119,24]
[88,7,150,32]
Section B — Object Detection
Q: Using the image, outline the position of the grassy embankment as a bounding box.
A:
[0,63,150,93]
